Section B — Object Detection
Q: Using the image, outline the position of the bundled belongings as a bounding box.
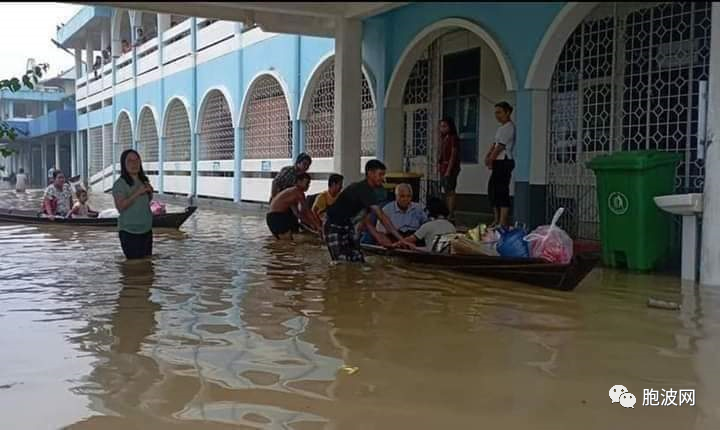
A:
[524,208,574,264]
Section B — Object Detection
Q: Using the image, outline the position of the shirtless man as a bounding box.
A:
[266,173,323,240]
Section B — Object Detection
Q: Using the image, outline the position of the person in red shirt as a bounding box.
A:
[438,117,461,222]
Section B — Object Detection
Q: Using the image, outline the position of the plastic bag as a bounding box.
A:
[497,226,530,258]
[150,200,166,216]
[98,208,119,219]
[524,208,574,264]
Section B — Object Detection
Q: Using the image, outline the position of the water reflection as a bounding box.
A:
[0,190,718,429]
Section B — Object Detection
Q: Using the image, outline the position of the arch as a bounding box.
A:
[298,54,378,157]
[385,17,517,109]
[137,105,160,162]
[525,2,601,89]
[114,110,134,164]
[196,85,236,133]
[197,89,235,161]
[240,74,293,160]
[162,97,192,162]
[238,71,293,129]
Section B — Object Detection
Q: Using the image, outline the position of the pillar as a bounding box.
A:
[158,136,165,194]
[70,133,77,176]
[85,38,94,79]
[514,89,550,229]
[700,2,720,286]
[41,141,48,181]
[54,135,61,172]
[333,18,363,182]
[233,127,243,202]
[43,103,48,116]
[74,49,82,80]
[190,17,198,197]
[7,101,14,119]
[101,28,109,54]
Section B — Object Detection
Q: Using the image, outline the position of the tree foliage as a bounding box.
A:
[0,63,50,158]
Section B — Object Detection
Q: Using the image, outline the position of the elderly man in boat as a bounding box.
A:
[42,170,74,221]
[376,183,427,239]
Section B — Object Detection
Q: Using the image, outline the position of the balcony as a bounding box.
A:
[28,109,76,137]
[197,19,235,51]
[116,51,133,84]
[163,19,192,65]
[137,37,160,75]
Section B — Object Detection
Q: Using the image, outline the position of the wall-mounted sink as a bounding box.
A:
[654,193,703,216]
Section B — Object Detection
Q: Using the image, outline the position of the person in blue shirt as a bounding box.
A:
[377,183,428,238]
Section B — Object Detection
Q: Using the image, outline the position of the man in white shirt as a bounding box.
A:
[484,101,516,228]
[15,167,28,192]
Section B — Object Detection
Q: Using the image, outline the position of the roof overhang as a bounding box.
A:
[69,2,407,37]
[57,6,113,48]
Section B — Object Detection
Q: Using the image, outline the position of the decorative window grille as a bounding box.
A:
[198,90,234,161]
[115,113,133,164]
[137,109,159,162]
[88,126,103,176]
[244,75,292,159]
[547,2,711,240]
[163,99,192,162]
[103,124,112,170]
[304,59,377,158]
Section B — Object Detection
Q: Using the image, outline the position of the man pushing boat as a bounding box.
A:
[323,160,407,262]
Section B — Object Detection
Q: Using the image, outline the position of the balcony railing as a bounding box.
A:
[137,37,160,75]
[116,51,133,84]
[197,20,235,51]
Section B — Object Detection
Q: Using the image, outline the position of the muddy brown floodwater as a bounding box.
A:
[1,188,720,430]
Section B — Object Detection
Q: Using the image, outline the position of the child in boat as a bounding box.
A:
[266,173,323,240]
[68,189,99,218]
[393,197,456,252]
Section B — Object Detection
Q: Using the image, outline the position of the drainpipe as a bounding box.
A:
[190,17,198,198]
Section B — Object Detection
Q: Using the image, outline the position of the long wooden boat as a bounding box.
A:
[360,243,599,291]
[0,206,197,229]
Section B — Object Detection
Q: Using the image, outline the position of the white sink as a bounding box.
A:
[654,193,703,216]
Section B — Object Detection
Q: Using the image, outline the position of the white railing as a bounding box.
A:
[88,76,103,95]
[116,52,133,84]
[137,37,160,75]
[162,18,192,65]
[163,18,192,42]
[102,64,113,89]
[197,20,235,50]
[76,75,87,88]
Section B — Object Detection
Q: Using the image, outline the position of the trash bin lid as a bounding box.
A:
[586,151,682,171]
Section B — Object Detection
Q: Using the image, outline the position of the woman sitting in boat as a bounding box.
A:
[68,189,99,218]
[392,197,456,252]
[42,170,74,221]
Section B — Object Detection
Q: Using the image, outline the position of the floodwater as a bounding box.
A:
[1,187,720,430]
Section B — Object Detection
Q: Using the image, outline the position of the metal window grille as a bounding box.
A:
[402,43,442,205]
[198,90,234,161]
[244,75,292,159]
[547,2,711,240]
[304,60,377,158]
[115,113,133,164]
[103,124,112,170]
[88,126,103,176]
[163,99,191,162]
[137,109,159,162]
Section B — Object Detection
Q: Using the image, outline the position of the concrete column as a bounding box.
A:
[158,136,165,194]
[101,28,109,53]
[85,38,94,79]
[701,3,720,286]
[8,101,14,119]
[74,49,82,79]
[233,127,243,202]
[54,135,61,172]
[70,133,77,176]
[190,17,198,197]
[41,142,48,182]
[43,103,48,115]
[158,14,171,35]
[333,18,363,182]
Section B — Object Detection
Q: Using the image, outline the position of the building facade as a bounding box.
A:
[0,65,77,187]
[57,3,712,239]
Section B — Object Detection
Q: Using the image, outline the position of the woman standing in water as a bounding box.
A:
[113,149,154,259]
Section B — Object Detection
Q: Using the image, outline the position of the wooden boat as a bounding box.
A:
[0,206,197,229]
[360,243,599,291]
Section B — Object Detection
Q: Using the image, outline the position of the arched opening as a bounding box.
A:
[545,2,711,240]
[163,99,192,162]
[300,57,377,158]
[115,112,133,165]
[137,107,159,162]
[198,90,234,161]
[162,98,192,195]
[242,75,292,160]
[88,126,103,178]
[385,20,515,204]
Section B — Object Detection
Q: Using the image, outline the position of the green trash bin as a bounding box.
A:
[586,151,681,271]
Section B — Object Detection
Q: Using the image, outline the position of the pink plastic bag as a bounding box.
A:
[150,200,166,216]
[524,208,573,264]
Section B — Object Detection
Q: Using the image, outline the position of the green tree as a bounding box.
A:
[0,63,50,158]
